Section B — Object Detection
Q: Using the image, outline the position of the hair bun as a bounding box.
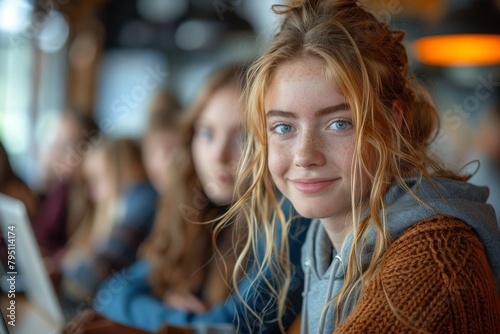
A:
[289,0,320,7]
[289,0,357,7]
[274,0,358,15]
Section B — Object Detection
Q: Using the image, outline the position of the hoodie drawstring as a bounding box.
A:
[301,257,311,334]
[317,255,343,334]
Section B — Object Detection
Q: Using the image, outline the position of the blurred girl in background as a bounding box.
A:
[96,64,246,330]
[61,138,157,310]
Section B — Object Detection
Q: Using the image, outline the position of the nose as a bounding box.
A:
[214,135,232,164]
[293,131,326,168]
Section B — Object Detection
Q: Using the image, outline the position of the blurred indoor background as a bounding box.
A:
[0,0,499,192]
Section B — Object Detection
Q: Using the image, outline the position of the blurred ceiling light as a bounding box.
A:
[413,0,500,66]
[173,4,254,52]
[137,0,188,23]
[37,11,69,53]
[414,34,500,66]
[0,0,33,34]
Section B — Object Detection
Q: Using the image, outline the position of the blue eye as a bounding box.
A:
[329,120,352,131]
[196,127,213,140]
[273,124,294,135]
[238,131,246,144]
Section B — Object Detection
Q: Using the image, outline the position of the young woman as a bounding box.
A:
[220,1,500,333]
[143,65,244,315]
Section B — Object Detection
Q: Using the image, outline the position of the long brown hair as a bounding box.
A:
[143,64,246,304]
[146,89,182,131]
[218,0,465,331]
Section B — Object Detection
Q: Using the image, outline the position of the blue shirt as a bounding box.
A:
[62,181,157,304]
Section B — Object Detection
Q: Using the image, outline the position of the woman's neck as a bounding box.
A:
[320,215,352,252]
[320,203,369,251]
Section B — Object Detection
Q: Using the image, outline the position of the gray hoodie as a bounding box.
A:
[300,176,500,334]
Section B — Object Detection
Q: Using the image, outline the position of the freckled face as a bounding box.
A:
[192,86,243,206]
[265,58,360,222]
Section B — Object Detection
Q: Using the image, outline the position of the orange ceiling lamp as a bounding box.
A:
[412,0,500,67]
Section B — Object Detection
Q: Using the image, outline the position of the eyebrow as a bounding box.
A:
[266,103,350,119]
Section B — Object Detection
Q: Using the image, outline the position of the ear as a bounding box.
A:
[391,100,403,130]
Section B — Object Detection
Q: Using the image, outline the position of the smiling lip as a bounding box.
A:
[215,171,232,185]
[290,178,338,194]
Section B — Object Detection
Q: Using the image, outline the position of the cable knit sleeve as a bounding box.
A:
[335,216,500,333]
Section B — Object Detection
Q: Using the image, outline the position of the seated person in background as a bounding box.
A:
[61,138,157,311]
[32,109,101,263]
[93,64,308,334]
[95,64,245,330]
[142,89,182,193]
[0,140,37,217]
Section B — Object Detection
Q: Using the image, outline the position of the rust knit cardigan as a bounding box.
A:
[336,216,500,333]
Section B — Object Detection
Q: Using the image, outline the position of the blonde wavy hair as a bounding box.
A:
[217,0,466,332]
